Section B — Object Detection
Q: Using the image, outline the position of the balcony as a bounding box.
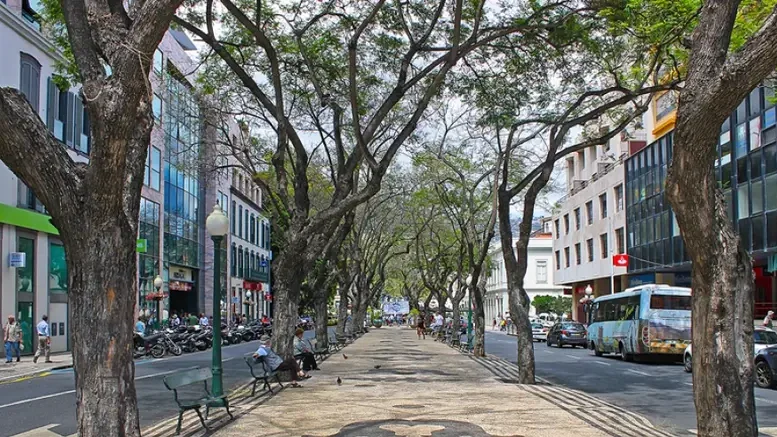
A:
[245,268,269,283]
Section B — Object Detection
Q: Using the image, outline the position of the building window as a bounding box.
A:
[616,227,625,254]
[554,219,560,238]
[244,209,249,239]
[231,201,236,234]
[238,246,244,277]
[144,146,161,190]
[231,244,237,277]
[238,205,243,238]
[153,49,164,75]
[575,243,582,265]
[574,208,581,230]
[536,260,548,283]
[615,184,624,212]
[586,201,594,225]
[599,193,607,219]
[564,247,570,268]
[19,53,41,113]
[555,251,561,270]
[586,239,594,262]
[564,214,570,234]
[250,215,256,244]
[49,243,67,294]
[600,233,608,259]
[152,93,162,121]
[138,198,160,306]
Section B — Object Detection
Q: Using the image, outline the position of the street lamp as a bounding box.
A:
[246,290,252,321]
[153,275,163,331]
[206,203,229,400]
[583,285,594,325]
[466,274,473,349]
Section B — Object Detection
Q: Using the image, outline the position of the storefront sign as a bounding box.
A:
[169,280,193,291]
[8,252,25,268]
[612,254,629,267]
[136,239,147,253]
[243,281,263,291]
[628,273,656,288]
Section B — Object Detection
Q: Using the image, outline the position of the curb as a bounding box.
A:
[0,364,73,383]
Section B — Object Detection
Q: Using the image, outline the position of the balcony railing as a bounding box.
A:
[245,268,269,283]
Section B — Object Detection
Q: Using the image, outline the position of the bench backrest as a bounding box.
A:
[245,355,273,377]
[164,367,212,390]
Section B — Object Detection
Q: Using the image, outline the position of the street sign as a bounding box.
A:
[8,252,26,268]
[613,254,629,267]
[231,296,240,304]
[136,239,148,253]
[261,259,268,267]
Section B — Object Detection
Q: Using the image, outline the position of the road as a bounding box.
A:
[484,330,777,435]
[0,330,321,437]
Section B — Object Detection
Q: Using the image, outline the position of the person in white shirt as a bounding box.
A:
[199,313,209,326]
[434,313,444,327]
[33,315,51,363]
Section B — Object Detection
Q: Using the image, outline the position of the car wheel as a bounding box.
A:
[756,361,776,388]
[557,339,564,348]
[619,343,633,362]
[546,337,552,347]
[684,352,692,373]
[592,341,603,357]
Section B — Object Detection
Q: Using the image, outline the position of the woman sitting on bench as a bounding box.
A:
[294,328,320,371]
[253,334,310,387]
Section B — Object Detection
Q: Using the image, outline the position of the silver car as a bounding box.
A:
[532,323,548,342]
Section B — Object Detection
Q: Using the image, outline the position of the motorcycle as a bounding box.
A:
[133,332,166,359]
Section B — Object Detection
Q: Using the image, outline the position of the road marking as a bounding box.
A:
[755,396,777,405]
[565,355,581,360]
[625,369,651,377]
[0,367,198,409]
[593,360,611,366]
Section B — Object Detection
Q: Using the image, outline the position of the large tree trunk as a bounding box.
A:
[336,284,349,336]
[270,249,304,358]
[471,276,487,356]
[69,223,141,437]
[451,298,462,336]
[313,290,329,350]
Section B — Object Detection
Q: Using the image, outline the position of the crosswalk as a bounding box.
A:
[470,354,678,437]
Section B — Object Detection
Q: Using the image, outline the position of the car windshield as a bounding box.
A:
[531,324,543,329]
[754,330,777,344]
[561,323,585,331]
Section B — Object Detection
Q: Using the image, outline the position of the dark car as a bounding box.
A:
[546,322,587,348]
[755,346,777,389]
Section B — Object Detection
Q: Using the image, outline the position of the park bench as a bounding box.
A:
[163,367,233,435]
[245,355,284,396]
[459,333,472,352]
[328,333,341,351]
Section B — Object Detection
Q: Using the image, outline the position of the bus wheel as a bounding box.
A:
[592,342,603,357]
[619,343,633,362]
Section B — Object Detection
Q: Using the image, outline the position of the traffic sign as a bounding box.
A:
[613,254,629,267]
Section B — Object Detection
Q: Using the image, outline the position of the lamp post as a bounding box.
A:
[206,203,229,399]
[583,285,593,325]
[466,274,473,348]
[246,290,252,321]
[153,275,164,331]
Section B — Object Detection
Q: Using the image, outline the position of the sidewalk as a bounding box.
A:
[145,327,676,437]
[0,352,72,382]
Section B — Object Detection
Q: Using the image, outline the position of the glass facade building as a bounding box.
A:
[625,83,777,316]
[139,198,161,312]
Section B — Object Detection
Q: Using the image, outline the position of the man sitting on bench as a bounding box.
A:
[293,328,320,371]
[253,334,310,388]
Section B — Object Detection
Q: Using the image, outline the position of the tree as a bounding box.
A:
[0,1,183,435]
[664,1,777,435]
[176,0,596,358]
[531,295,556,315]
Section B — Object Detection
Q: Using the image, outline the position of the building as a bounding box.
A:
[551,124,646,321]
[624,83,777,318]
[0,1,272,354]
[485,220,565,322]
[228,166,272,321]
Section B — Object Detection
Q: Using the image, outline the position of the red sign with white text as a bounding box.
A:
[613,254,629,268]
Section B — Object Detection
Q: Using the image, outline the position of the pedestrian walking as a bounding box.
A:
[492,318,497,331]
[764,311,774,329]
[33,315,51,363]
[416,313,426,340]
[3,315,23,363]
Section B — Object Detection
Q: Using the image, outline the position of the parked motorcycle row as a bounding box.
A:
[133,321,273,359]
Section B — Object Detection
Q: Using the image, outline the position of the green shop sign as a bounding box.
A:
[136,239,148,253]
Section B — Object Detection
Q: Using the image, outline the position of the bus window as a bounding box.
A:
[650,294,692,311]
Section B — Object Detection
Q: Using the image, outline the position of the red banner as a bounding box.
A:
[242,281,263,291]
[613,254,629,268]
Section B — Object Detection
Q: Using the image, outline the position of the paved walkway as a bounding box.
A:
[0,352,72,383]
[144,326,676,437]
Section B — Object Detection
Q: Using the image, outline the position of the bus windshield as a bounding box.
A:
[650,294,692,311]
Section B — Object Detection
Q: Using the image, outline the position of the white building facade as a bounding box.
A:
[484,228,565,323]
[551,125,647,322]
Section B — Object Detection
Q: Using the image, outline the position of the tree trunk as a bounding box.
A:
[68,218,141,437]
[269,250,304,358]
[666,86,758,437]
[451,299,462,336]
[472,276,487,357]
[336,284,349,337]
[313,290,329,350]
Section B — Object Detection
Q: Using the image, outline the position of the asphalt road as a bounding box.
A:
[0,331,321,437]
[484,330,777,435]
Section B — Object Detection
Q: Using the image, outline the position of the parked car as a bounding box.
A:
[756,346,777,388]
[546,322,587,348]
[531,323,548,342]
[684,326,777,372]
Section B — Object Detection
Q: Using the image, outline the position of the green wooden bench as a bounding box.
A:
[163,367,233,435]
[245,355,283,396]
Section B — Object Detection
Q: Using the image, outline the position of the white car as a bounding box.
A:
[531,323,548,342]
[684,326,777,372]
